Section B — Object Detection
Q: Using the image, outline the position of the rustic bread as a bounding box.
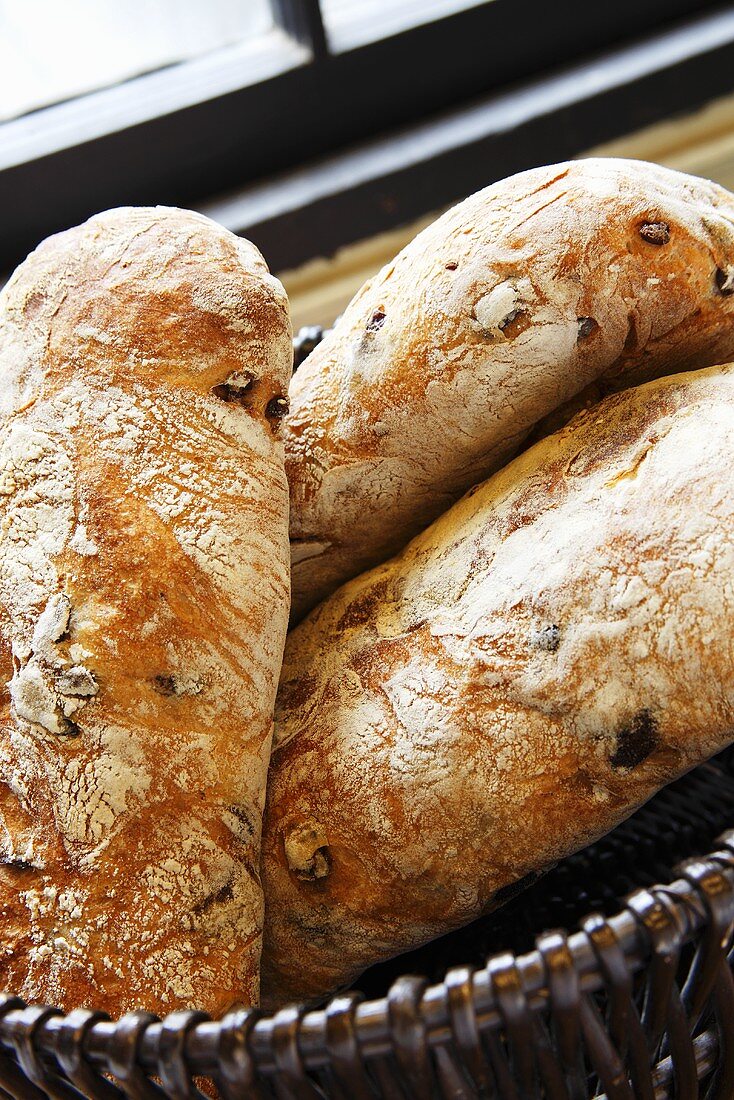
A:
[0,208,292,1014]
[286,158,734,621]
[262,361,734,1006]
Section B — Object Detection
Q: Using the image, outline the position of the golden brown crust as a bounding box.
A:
[286,159,734,621]
[262,362,734,1006]
[0,207,292,1014]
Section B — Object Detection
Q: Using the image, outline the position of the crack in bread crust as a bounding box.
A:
[262,362,734,1006]
[0,207,292,1016]
[286,159,734,621]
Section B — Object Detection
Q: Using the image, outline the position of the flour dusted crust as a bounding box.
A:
[262,362,734,1005]
[287,158,734,620]
[0,208,292,1014]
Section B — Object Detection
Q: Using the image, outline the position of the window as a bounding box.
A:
[0,0,730,276]
[0,0,274,122]
[319,0,486,51]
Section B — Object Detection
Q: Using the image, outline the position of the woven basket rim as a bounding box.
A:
[0,828,730,1089]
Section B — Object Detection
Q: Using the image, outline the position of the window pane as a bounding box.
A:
[0,0,273,122]
[320,0,489,52]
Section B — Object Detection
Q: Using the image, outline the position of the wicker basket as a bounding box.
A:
[0,331,731,1099]
[0,748,732,1100]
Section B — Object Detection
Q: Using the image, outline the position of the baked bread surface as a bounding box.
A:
[263,361,734,1005]
[0,208,292,1014]
[287,158,734,620]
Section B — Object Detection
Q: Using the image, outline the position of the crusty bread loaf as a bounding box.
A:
[286,158,734,621]
[262,361,734,1006]
[0,208,292,1014]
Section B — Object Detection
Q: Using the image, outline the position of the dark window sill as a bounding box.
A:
[0,0,730,273]
[203,4,734,272]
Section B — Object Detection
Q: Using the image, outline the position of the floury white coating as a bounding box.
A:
[0,206,292,1015]
[262,362,734,1005]
[286,158,734,620]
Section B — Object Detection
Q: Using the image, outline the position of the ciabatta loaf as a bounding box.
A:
[263,361,734,1005]
[0,208,291,1014]
[287,159,734,620]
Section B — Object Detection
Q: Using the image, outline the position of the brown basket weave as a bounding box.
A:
[0,330,731,1099]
